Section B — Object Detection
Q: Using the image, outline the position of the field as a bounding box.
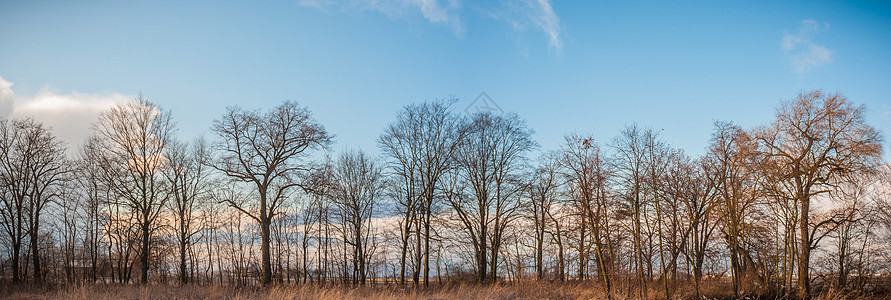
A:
[1,281,888,300]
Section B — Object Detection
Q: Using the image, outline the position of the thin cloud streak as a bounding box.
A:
[298,0,563,51]
[299,0,464,35]
[528,0,562,51]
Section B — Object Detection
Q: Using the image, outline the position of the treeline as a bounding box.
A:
[0,90,888,299]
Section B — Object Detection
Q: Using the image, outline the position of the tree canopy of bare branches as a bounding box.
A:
[449,111,536,284]
[0,118,66,283]
[0,90,889,300]
[210,100,332,285]
[754,91,883,298]
[94,95,175,284]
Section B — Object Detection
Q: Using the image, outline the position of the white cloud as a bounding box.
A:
[298,0,563,51]
[0,77,14,116]
[300,0,464,35]
[782,19,832,75]
[0,76,127,151]
[527,0,562,51]
[482,0,563,52]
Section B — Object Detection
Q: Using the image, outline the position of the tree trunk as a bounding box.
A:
[141,220,150,284]
[180,232,188,285]
[357,222,366,285]
[798,195,810,299]
[413,219,421,285]
[399,214,410,286]
[424,211,431,287]
[536,224,544,280]
[261,216,272,285]
[479,220,488,284]
[31,215,41,283]
[12,237,20,283]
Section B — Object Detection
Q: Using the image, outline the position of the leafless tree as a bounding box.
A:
[74,136,108,283]
[449,112,536,284]
[23,119,67,282]
[377,99,464,286]
[210,100,332,285]
[0,89,889,297]
[560,134,614,295]
[754,91,883,298]
[56,177,80,283]
[0,118,66,283]
[164,138,210,285]
[525,151,560,281]
[679,156,721,299]
[94,95,174,284]
[610,124,651,298]
[0,119,30,283]
[708,120,762,296]
[329,149,383,285]
[827,172,873,291]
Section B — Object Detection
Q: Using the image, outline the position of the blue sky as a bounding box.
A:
[1,0,890,158]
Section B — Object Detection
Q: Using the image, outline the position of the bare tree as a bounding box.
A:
[94,95,174,284]
[23,119,67,282]
[0,118,66,283]
[377,99,463,286]
[329,149,383,285]
[0,119,30,283]
[525,152,560,281]
[164,138,210,285]
[56,177,80,283]
[828,173,873,291]
[75,136,107,283]
[560,134,614,296]
[679,156,721,299]
[754,91,883,298]
[708,120,762,296]
[449,112,535,284]
[610,124,650,299]
[210,100,331,285]
[378,102,423,286]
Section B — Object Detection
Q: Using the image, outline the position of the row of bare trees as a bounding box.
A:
[0,90,888,298]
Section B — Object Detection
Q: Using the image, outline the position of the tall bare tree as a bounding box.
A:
[210,100,331,285]
[0,118,66,283]
[75,136,107,283]
[23,119,67,282]
[754,91,883,298]
[610,124,650,299]
[377,99,464,286]
[0,119,29,283]
[709,120,761,297]
[164,138,210,285]
[329,149,383,285]
[526,151,560,281]
[94,95,174,284]
[560,134,614,296]
[449,112,535,284]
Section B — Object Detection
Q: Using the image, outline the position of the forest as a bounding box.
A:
[0,90,888,299]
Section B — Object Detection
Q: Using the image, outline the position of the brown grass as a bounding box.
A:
[0,281,886,300]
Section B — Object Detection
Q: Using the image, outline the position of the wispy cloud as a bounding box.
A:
[300,0,464,36]
[298,0,563,51]
[782,19,832,75]
[479,0,563,52]
[0,76,127,150]
[526,0,562,51]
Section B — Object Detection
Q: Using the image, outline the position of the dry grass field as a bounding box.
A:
[1,281,888,300]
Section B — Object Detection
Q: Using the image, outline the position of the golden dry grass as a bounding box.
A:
[0,281,886,300]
